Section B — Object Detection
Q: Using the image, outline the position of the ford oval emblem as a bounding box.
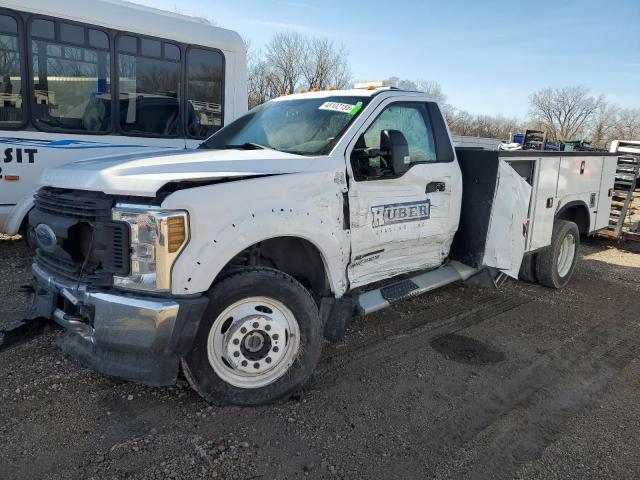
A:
[35,224,57,251]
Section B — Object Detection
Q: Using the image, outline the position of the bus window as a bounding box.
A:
[0,14,23,126]
[117,35,181,136]
[31,21,111,133]
[186,48,224,139]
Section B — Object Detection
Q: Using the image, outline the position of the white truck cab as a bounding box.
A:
[27,88,619,405]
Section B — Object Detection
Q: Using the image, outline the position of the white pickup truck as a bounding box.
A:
[27,87,618,405]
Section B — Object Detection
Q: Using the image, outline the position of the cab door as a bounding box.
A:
[346,100,462,288]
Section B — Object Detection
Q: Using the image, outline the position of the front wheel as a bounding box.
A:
[181,267,322,406]
[535,220,580,289]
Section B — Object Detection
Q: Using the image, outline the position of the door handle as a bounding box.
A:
[426,182,446,194]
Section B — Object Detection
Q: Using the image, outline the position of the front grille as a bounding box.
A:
[32,187,131,286]
[34,187,113,222]
[37,249,78,279]
[36,250,104,284]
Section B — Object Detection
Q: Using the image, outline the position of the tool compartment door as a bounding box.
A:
[452,149,531,278]
[528,157,561,251]
[483,160,532,277]
[558,156,603,195]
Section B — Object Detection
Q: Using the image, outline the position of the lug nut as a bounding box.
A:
[273,346,279,353]
[252,322,259,329]
[266,357,272,364]
[265,324,271,331]
[240,327,247,334]
[233,339,240,345]
[272,334,279,340]
[253,362,260,369]
[241,360,248,367]
[233,351,240,357]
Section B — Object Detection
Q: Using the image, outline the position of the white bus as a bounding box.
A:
[0,0,247,238]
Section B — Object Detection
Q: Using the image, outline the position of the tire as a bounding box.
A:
[518,253,538,284]
[181,267,322,406]
[535,220,580,289]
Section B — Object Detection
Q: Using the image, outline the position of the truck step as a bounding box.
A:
[612,191,630,198]
[356,261,480,315]
[617,157,640,165]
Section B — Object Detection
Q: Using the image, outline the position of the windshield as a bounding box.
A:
[201,96,370,155]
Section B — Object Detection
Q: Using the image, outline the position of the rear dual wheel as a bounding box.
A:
[535,220,580,289]
[182,267,322,406]
[518,253,537,284]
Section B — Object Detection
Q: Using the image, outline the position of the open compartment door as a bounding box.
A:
[451,149,531,279]
[483,160,531,277]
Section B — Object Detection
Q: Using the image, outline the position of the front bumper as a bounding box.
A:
[32,263,208,386]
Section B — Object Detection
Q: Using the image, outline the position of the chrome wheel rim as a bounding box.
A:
[557,233,576,278]
[207,297,300,389]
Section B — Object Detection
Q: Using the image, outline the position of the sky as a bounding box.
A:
[135,0,639,118]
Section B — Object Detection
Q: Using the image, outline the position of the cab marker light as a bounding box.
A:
[4,175,19,181]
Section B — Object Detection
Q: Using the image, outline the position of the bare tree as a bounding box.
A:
[590,103,619,148]
[445,109,475,136]
[247,57,275,109]
[529,86,605,141]
[383,77,446,102]
[444,108,522,140]
[247,32,352,108]
[246,38,280,109]
[264,32,304,96]
[415,80,447,104]
[612,108,640,141]
[301,38,351,90]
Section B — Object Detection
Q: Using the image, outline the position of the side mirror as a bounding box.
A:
[380,129,410,175]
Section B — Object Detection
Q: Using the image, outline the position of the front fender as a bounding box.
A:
[163,172,350,297]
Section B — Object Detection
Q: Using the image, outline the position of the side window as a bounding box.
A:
[31,20,111,133]
[363,103,437,164]
[117,35,181,136]
[186,48,224,139]
[0,14,23,126]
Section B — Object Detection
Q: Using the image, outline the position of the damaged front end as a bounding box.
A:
[26,187,208,386]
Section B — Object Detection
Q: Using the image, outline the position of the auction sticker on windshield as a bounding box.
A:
[319,101,363,116]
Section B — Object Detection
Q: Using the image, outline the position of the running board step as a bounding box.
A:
[356,261,481,316]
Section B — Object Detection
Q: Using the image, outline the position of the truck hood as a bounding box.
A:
[41,148,313,197]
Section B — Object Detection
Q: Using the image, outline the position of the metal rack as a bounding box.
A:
[607,155,639,239]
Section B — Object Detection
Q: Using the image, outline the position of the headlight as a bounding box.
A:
[112,204,189,293]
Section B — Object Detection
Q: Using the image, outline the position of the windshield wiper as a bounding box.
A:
[224,142,271,151]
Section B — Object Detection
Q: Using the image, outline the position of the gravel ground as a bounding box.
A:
[0,234,639,480]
